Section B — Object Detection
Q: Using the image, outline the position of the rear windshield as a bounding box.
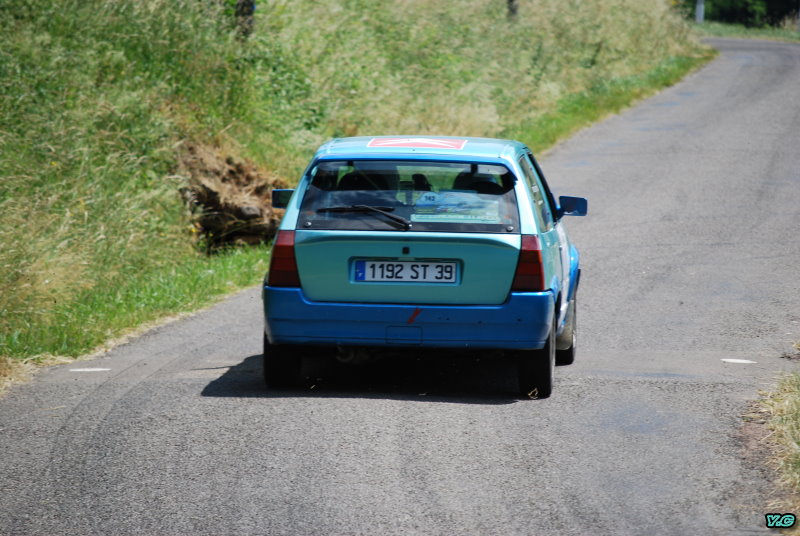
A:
[297,160,520,233]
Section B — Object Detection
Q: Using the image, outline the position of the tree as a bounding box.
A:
[235,0,255,37]
[507,0,518,19]
[684,0,798,28]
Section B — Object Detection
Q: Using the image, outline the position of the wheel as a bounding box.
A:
[517,316,556,399]
[556,297,577,366]
[263,333,301,388]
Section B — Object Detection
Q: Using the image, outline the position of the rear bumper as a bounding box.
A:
[263,286,554,350]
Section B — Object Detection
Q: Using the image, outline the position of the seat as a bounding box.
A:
[452,172,504,195]
[471,181,505,195]
[453,171,475,190]
[412,173,432,191]
[337,171,389,191]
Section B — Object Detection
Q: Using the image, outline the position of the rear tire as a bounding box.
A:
[556,297,577,366]
[517,316,555,399]
[263,334,301,388]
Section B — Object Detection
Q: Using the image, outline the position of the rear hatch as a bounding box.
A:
[293,158,521,305]
[294,231,520,305]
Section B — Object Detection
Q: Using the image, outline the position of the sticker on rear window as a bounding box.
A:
[412,193,502,224]
[366,138,468,150]
[411,213,501,223]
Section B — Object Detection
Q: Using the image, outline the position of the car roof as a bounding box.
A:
[313,136,527,162]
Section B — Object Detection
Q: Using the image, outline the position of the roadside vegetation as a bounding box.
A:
[0,0,709,381]
[760,346,800,530]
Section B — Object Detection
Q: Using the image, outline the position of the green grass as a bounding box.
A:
[693,20,800,42]
[506,54,715,153]
[760,362,800,525]
[231,0,708,178]
[1,0,709,373]
[0,0,274,366]
[3,246,270,360]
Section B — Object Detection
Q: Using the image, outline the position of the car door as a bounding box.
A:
[527,153,575,324]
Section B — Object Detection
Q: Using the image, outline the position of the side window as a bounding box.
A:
[518,155,553,231]
[527,153,559,218]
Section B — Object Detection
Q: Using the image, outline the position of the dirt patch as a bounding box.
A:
[0,355,45,396]
[178,142,289,249]
[0,356,23,394]
[779,343,800,361]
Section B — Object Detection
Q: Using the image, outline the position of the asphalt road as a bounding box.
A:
[2,38,800,535]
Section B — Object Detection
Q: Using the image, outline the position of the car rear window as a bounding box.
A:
[297,160,520,233]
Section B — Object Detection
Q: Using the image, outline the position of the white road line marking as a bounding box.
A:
[720,359,757,364]
[69,368,111,372]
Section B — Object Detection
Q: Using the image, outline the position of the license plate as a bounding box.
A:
[354,260,457,283]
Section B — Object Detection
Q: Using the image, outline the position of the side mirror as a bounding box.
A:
[558,196,587,217]
[271,189,294,209]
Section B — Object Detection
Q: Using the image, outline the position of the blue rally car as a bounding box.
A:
[262,136,586,398]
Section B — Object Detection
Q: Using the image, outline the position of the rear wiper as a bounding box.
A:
[317,204,412,230]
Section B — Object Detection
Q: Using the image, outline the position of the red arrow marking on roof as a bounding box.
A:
[367,138,468,150]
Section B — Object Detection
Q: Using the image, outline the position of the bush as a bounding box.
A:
[681,0,799,27]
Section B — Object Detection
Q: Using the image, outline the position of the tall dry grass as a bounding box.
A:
[246,0,700,176]
[761,363,800,530]
[0,0,267,360]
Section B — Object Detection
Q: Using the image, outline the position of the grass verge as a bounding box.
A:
[0,245,270,390]
[759,344,800,531]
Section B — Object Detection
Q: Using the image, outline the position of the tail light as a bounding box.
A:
[511,234,545,291]
[267,230,300,287]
